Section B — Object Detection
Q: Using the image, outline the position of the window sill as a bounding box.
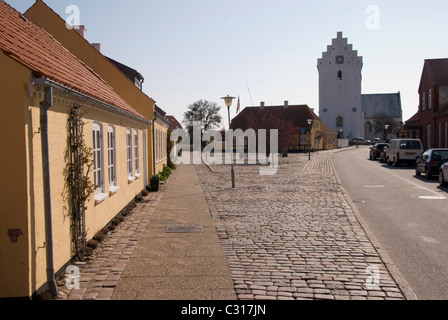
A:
[95,193,108,205]
[128,176,135,183]
[109,186,120,195]
[135,173,141,179]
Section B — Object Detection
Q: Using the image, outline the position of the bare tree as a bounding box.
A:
[372,112,399,142]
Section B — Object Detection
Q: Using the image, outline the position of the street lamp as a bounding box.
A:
[307,119,314,161]
[384,124,390,142]
[221,95,236,188]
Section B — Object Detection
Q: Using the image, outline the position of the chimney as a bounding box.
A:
[92,43,102,53]
[73,25,87,38]
[284,101,289,108]
[260,102,265,109]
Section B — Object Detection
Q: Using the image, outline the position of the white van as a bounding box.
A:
[386,139,423,166]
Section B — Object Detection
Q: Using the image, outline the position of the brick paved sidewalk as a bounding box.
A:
[196,150,417,300]
[55,191,162,300]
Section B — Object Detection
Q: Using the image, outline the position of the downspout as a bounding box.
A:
[152,111,157,175]
[40,86,59,298]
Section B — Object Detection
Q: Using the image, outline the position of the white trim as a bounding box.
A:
[94,192,108,204]
[92,122,104,196]
[109,185,120,195]
[126,128,133,177]
[107,125,117,187]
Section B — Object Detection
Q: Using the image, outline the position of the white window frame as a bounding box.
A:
[134,129,140,177]
[422,92,426,111]
[126,128,135,181]
[107,125,120,194]
[93,122,107,203]
[428,89,432,110]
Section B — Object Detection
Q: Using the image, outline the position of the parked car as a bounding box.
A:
[371,138,385,145]
[351,138,371,146]
[416,148,448,179]
[379,145,389,163]
[440,161,448,187]
[386,139,423,166]
[370,143,389,160]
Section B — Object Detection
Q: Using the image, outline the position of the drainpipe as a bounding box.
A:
[40,86,58,299]
[152,111,157,175]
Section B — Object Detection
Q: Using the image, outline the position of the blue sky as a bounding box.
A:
[6,0,448,130]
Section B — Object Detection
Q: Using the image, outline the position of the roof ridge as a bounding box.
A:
[0,0,147,121]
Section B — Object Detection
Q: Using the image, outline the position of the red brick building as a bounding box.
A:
[404,59,448,150]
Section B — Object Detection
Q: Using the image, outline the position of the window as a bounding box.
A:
[134,129,139,175]
[422,92,426,111]
[439,123,442,148]
[337,71,342,80]
[126,128,133,178]
[336,116,343,127]
[445,122,448,148]
[365,122,372,133]
[427,124,431,149]
[92,122,106,201]
[107,126,116,187]
[428,89,432,110]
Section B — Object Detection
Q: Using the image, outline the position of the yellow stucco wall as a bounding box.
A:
[0,52,32,298]
[26,90,148,297]
[24,1,155,186]
[153,121,169,175]
[0,51,149,298]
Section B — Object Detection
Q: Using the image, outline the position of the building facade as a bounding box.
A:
[362,93,403,141]
[0,0,151,298]
[24,0,162,180]
[230,102,338,152]
[404,59,448,150]
[318,32,364,140]
[318,32,403,141]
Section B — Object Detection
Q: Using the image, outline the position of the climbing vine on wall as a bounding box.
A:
[67,106,95,261]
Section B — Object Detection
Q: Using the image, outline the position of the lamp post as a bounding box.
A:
[307,119,314,161]
[384,124,390,142]
[221,95,236,188]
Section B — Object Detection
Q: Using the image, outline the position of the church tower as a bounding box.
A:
[318,32,364,140]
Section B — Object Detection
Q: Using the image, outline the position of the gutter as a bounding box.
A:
[33,77,151,126]
[39,86,59,299]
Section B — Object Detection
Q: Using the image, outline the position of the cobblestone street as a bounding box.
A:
[196,151,414,300]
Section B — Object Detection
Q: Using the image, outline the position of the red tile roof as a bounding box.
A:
[231,105,336,134]
[165,115,183,130]
[425,59,448,85]
[0,0,147,122]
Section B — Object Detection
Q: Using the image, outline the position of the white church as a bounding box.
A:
[318,32,402,141]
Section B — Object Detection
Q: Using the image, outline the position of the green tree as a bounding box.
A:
[183,99,222,133]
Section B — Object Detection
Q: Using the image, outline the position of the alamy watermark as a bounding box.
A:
[65,265,80,290]
[65,5,80,29]
[366,5,380,30]
[365,265,381,290]
[170,122,279,176]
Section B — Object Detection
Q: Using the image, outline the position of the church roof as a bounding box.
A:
[362,93,402,119]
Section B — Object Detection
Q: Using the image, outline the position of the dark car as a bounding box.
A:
[351,138,371,146]
[370,143,388,160]
[416,148,448,179]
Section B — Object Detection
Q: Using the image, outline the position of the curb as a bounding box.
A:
[329,153,418,300]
